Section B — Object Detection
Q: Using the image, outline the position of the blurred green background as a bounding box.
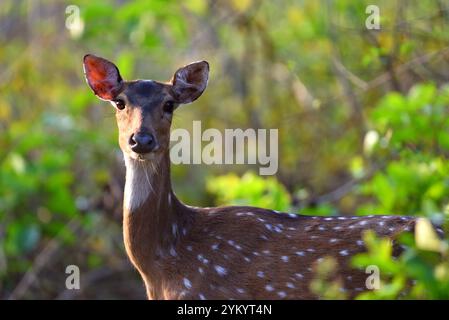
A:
[1,0,449,299]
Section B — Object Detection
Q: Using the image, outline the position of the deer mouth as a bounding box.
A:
[129,149,161,162]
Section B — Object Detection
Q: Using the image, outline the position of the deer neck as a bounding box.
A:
[122,151,192,273]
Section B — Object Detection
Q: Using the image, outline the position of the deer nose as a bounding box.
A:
[129,132,156,154]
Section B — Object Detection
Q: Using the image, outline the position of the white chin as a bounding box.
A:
[128,152,158,162]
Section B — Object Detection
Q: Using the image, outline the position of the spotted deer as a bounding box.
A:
[83,54,443,300]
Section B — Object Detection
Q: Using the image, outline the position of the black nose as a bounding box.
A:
[129,132,156,154]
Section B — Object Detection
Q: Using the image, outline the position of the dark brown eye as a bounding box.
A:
[114,99,126,110]
[163,101,175,114]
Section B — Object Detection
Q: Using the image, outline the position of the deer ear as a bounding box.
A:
[171,61,209,104]
[83,54,123,101]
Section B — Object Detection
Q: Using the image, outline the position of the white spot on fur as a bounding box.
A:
[257,271,265,278]
[197,254,209,264]
[212,244,219,250]
[286,282,295,289]
[186,245,193,251]
[214,265,227,276]
[237,212,254,216]
[277,291,287,298]
[295,273,304,279]
[237,288,245,294]
[281,256,289,262]
[183,278,192,289]
[170,247,177,257]
[339,249,349,256]
[295,251,305,256]
[330,238,339,243]
[199,293,206,300]
[265,284,274,292]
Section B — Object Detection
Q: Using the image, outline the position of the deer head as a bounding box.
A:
[83,54,209,162]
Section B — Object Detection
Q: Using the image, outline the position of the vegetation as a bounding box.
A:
[1,0,448,299]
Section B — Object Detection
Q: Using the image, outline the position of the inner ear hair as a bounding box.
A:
[171,60,209,104]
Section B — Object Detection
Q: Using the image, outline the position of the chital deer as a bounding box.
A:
[83,54,443,300]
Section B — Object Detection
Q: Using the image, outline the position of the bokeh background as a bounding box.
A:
[1,0,449,299]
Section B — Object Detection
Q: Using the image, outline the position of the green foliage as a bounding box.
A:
[206,172,292,212]
[351,220,449,299]
[310,256,347,300]
[357,83,449,220]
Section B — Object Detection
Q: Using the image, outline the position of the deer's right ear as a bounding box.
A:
[83,54,123,101]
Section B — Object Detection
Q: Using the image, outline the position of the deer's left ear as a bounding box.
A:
[83,54,123,101]
[171,61,209,104]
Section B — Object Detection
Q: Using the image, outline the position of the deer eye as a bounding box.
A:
[113,99,126,110]
[163,101,175,114]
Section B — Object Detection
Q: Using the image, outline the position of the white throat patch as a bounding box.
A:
[124,156,154,212]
